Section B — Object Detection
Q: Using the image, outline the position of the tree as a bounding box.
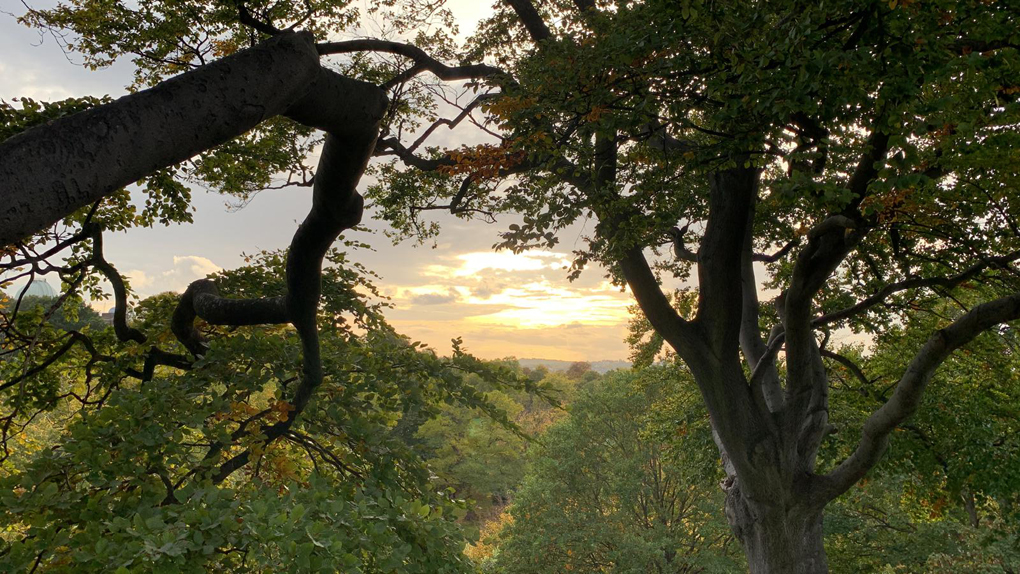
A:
[564,360,594,380]
[369,1,1020,571]
[819,291,1020,572]
[3,0,1020,572]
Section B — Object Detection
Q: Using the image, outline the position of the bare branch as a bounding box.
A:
[315,39,505,84]
[815,249,1020,328]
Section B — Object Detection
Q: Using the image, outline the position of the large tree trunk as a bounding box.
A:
[725,481,828,574]
[0,31,329,246]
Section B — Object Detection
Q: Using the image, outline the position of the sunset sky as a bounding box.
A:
[0,2,640,361]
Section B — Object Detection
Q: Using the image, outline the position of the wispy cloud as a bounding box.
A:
[378,250,635,359]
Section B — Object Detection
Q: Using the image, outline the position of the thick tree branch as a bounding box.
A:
[781,125,890,433]
[818,292,1020,502]
[695,166,759,354]
[170,280,289,357]
[504,0,553,42]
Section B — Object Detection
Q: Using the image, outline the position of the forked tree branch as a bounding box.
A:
[316,39,505,83]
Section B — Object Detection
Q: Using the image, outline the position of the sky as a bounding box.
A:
[0,1,639,362]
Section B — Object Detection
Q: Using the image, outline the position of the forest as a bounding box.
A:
[2,0,1019,572]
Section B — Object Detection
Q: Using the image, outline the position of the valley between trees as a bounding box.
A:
[415,349,1020,573]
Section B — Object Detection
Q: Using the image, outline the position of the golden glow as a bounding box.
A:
[389,251,634,334]
[465,280,630,328]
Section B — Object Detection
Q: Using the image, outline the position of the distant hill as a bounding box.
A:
[517,358,630,374]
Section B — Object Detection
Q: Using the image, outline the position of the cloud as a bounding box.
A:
[152,255,222,292]
[409,289,461,306]
[383,249,634,335]
[172,255,221,278]
[464,280,632,328]
[118,256,222,297]
[124,269,154,290]
[385,317,632,361]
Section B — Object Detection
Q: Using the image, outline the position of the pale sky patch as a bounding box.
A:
[124,269,154,290]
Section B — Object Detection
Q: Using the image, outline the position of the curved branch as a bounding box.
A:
[170,280,289,357]
[815,249,1020,328]
[89,227,146,344]
[203,79,386,485]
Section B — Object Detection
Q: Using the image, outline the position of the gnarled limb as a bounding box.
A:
[199,80,386,485]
